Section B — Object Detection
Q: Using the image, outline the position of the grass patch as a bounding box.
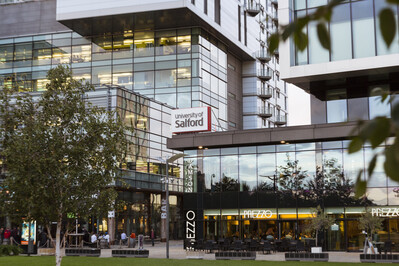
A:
[0,257,377,266]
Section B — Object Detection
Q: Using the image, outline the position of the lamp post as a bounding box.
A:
[158,153,186,259]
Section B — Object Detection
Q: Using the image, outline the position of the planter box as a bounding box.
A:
[38,248,55,256]
[215,251,256,260]
[112,249,149,258]
[186,250,204,259]
[360,254,399,263]
[285,252,329,262]
[65,248,100,257]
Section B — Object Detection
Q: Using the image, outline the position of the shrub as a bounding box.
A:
[0,245,23,256]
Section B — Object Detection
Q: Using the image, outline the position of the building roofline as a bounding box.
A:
[167,122,359,150]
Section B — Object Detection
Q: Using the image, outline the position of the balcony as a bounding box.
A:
[246,1,261,17]
[275,114,287,125]
[258,87,273,99]
[257,69,272,81]
[255,50,271,62]
[257,107,273,118]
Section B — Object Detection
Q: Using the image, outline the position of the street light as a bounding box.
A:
[157,153,186,259]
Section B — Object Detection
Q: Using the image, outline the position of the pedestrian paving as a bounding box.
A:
[102,240,363,263]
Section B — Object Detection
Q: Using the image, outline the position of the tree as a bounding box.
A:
[270,0,399,196]
[305,206,335,248]
[0,65,127,266]
[358,211,383,239]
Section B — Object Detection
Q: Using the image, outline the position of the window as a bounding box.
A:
[326,89,347,123]
[204,0,208,14]
[215,0,221,25]
[191,0,195,4]
[352,0,375,58]
[330,2,351,61]
[369,85,390,119]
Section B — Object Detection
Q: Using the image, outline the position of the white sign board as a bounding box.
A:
[371,208,399,217]
[108,211,115,218]
[171,107,211,134]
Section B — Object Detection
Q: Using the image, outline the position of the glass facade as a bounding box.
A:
[183,139,399,251]
[292,0,399,66]
[0,27,228,130]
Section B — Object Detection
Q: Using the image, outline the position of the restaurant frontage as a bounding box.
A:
[168,123,399,252]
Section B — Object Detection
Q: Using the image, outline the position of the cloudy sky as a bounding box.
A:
[287,84,311,126]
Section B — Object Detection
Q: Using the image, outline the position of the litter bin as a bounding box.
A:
[100,238,108,249]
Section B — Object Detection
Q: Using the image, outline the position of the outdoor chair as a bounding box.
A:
[222,239,231,250]
[296,241,306,252]
[262,240,273,254]
[382,240,393,255]
[233,240,244,251]
[281,239,291,252]
[195,239,204,251]
[288,240,298,252]
[249,239,259,251]
[204,240,217,253]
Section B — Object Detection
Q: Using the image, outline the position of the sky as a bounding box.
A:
[287,83,311,126]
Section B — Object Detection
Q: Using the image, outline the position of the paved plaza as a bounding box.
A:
[96,240,365,263]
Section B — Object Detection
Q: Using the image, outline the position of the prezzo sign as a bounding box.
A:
[171,107,211,134]
[186,210,196,240]
[243,210,274,219]
[371,208,399,217]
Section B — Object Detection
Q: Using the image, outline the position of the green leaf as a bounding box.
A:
[379,8,396,48]
[384,145,399,181]
[348,137,363,154]
[387,0,399,4]
[294,31,308,51]
[367,154,377,179]
[268,33,279,54]
[317,23,330,50]
[355,170,366,198]
[368,117,391,148]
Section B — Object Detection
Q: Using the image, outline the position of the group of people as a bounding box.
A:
[0,227,21,244]
[89,229,156,248]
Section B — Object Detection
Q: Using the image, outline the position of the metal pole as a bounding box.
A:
[166,161,170,259]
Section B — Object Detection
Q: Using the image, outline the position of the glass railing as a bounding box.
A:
[275,114,287,124]
[258,107,274,117]
[257,69,272,79]
[258,87,273,98]
[246,1,261,15]
[255,50,271,62]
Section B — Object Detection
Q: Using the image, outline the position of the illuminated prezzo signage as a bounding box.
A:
[186,210,196,240]
[243,210,274,219]
[171,107,211,133]
[371,208,399,217]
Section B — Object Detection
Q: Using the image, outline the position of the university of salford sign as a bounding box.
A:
[171,107,211,134]
[371,208,399,217]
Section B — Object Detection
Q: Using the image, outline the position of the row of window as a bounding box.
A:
[293,0,399,65]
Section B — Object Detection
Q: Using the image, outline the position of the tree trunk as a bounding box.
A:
[55,217,63,266]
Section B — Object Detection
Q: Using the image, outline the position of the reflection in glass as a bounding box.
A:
[330,3,351,61]
[203,156,220,192]
[352,0,375,58]
[239,154,257,191]
[220,155,239,191]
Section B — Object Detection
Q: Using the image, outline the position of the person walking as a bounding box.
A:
[130,232,136,248]
[151,228,155,247]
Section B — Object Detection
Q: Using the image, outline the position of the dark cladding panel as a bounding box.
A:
[310,95,326,124]
[347,97,368,121]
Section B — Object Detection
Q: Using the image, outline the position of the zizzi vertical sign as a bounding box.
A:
[171,107,212,134]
